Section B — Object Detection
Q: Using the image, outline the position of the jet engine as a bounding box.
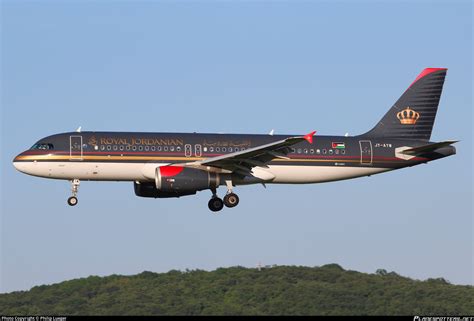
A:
[134,166,220,198]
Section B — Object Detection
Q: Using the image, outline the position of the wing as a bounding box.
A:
[184,131,316,176]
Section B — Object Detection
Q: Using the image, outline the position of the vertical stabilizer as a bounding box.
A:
[362,68,447,140]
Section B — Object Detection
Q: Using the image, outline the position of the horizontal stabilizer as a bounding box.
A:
[401,140,458,155]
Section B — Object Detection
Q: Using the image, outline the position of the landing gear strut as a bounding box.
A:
[67,179,80,206]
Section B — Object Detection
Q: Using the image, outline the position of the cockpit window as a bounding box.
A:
[31,143,54,150]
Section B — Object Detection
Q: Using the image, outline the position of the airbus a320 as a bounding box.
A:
[13,68,457,212]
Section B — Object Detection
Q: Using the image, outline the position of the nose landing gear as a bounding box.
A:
[67,179,80,206]
[67,196,78,206]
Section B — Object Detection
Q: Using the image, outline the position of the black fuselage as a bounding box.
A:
[14,131,455,171]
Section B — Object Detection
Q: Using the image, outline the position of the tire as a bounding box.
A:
[208,197,224,212]
[224,193,239,208]
[67,196,78,206]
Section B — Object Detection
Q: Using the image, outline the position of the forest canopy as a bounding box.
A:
[1,264,472,315]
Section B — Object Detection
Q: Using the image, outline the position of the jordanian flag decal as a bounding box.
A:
[332,142,345,149]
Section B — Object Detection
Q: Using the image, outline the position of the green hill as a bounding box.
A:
[1,264,472,315]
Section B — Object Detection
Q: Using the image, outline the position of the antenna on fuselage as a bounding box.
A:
[76,126,82,133]
[344,132,349,137]
[269,129,275,136]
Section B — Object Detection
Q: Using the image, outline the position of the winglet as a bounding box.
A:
[408,68,447,89]
[304,131,316,144]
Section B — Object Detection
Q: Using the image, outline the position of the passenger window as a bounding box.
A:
[157,146,162,151]
[304,149,308,154]
[322,149,327,154]
[119,145,124,151]
[210,147,214,152]
[126,146,131,151]
[113,145,118,151]
[100,145,105,151]
[170,146,175,152]
[216,147,220,152]
[329,149,333,155]
[222,147,226,152]
[234,147,239,152]
[310,149,314,154]
[107,145,112,151]
[316,149,321,154]
[132,146,137,151]
[335,149,339,154]
[151,146,156,151]
[164,146,168,152]
[341,150,346,155]
[297,148,302,154]
[138,146,143,151]
[176,146,181,152]
[228,147,233,152]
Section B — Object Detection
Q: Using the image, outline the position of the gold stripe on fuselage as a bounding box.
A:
[16,155,195,161]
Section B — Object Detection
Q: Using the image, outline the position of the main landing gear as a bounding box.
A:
[67,179,80,206]
[208,183,240,213]
[223,193,239,208]
[208,196,224,212]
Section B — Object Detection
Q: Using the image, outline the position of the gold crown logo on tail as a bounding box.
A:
[397,107,420,125]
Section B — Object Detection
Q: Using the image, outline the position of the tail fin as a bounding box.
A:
[362,68,447,141]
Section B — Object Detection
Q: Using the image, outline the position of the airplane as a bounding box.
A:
[13,68,457,212]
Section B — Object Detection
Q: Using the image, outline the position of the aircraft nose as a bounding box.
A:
[13,153,28,173]
[13,152,45,177]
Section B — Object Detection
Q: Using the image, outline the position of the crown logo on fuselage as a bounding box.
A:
[397,107,420,125]
[88,136,98,146]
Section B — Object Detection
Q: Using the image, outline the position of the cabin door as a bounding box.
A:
[195,144,202,157]
[359,140,373,165]
[70,135,83,160]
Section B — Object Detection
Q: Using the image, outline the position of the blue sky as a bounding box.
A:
[1,1,472,293]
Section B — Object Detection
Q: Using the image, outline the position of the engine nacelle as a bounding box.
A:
[134,166,220,198]
[155,166,219,193]
[134,181,197,198]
